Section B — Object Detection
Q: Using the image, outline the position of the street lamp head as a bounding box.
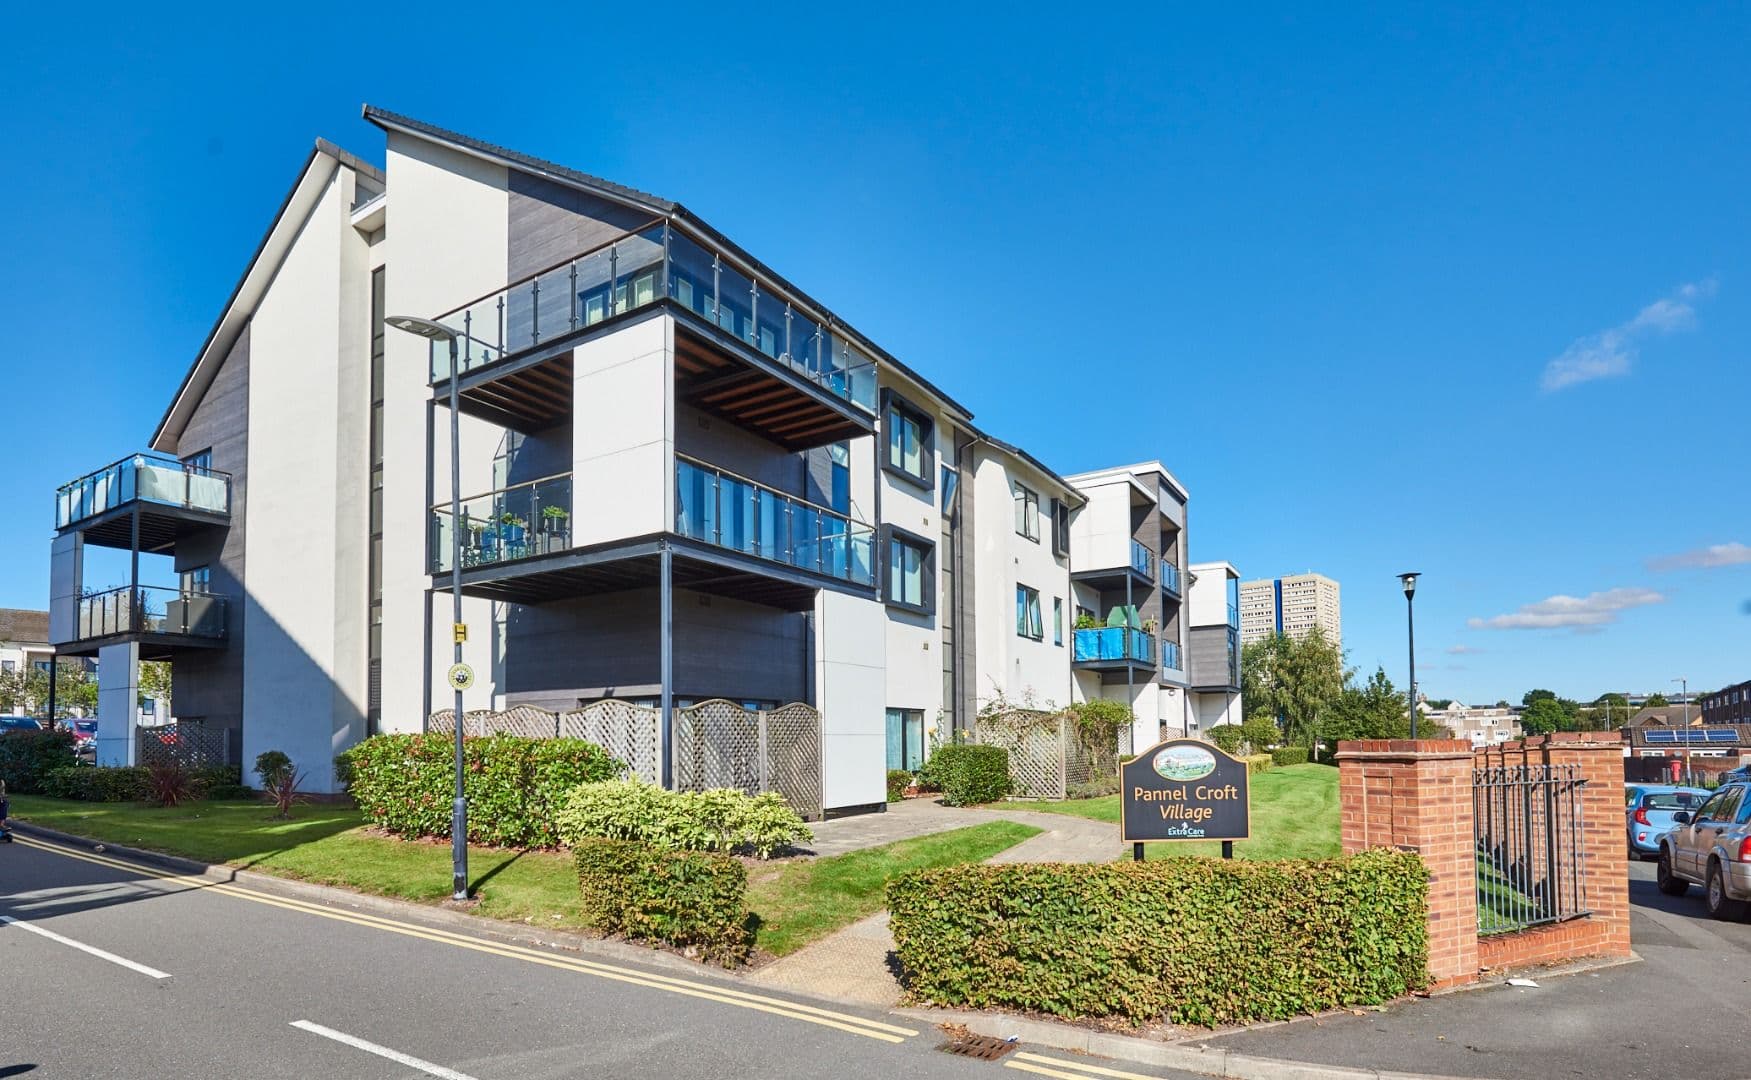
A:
[385,315,458,342]
[1399,571,1421,599]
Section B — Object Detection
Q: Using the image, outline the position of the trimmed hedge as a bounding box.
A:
[339,733,619,848]
[888,850,1428,1026]
[555,779,811,858]
[928,745,1011,806]
[0,729,77,794]
[1206,724,1245,755]
[41,765,150,802]
[1244,753,1274,775]
[1271,746,1310,767]
[887,769,913,803]
[574,837,752,964]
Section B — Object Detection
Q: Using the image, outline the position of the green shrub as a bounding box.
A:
[205,783,256,801]
[573,838,752,964]
[1066,772,1122,799]
[888,850,1428,1026]
[191,764,242,793]
[1241,716,1281,753]
[145,762,196,808]
[1207,724,1245,755]
[0,729,77,794]
[555,779,810,858]
[1244,753,1274,775]
[40,764,150,802]
[339,733,619,848]
[254,750,293,790]
[1271,746,1310,767]
[928,744,1011,806]
[887,769,913,803]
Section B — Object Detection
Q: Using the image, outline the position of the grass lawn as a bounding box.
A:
[1017,763,1340,861]
[9,796,1038,957]
[746,820,1039,956]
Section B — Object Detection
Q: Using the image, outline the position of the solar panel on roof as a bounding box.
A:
[1645,729,1676,743]
[1706,729,1739,742]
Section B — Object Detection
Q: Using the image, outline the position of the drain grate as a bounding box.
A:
[936,1034,1017,1061]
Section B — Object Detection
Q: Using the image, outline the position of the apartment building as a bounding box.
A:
[1,608,53,688]
[1423,702,1522,748]
[1237,572,1341,646]
[1185,562,1242,732]
[1701,681,1750,726]
[47,108,1203,810]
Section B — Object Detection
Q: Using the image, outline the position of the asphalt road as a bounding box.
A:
[1202,856,1751,1080]
[0,835,1203,1080]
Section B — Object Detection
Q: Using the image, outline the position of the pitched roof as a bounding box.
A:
[0,609,49,645]
[1627,705,1696,728]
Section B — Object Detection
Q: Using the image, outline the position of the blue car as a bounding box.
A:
[0,716,43,732]
[1628,785,1710,858]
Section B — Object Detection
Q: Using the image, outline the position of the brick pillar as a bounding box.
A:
[1338,739,1479,988]
[1539,733,1632,957]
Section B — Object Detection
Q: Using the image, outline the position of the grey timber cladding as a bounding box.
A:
[170,324,249,733]
[1187,626,1238,690]
[507,171,660,281]
[504,588,809,709]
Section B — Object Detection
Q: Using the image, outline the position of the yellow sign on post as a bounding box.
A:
[453,623,468,644]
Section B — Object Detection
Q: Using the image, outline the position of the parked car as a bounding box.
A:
[1721,765,1751,786]
[1656,781,1751,919]
[71,719,97,754]
[1627,786,1708,858]
[0,716,44,732]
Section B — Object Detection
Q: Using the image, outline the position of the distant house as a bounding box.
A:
[0,608,53,712]
[1625,705,1698,729]
[1424,701,1522,748]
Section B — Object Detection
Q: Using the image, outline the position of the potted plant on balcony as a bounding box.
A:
[539,505,570,553]
[498,512,527,545]
[1074,613,1101,631]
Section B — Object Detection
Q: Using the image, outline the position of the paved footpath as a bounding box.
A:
[750,799,1120,1006]
[1,829,1206,1080]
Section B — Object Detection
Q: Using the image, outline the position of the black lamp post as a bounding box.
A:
[387,314,467,901]
[1399,572,1421,738]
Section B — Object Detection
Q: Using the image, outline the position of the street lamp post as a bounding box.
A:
[387,315,468,902]
[1399,572,1421,739]
[1674,677,1691,786]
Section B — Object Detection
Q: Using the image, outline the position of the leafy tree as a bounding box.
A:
[1240,715,1280,754]
[0,660,96,717]
[140,661,172,703]
[1522,689,1557,708]
[1324,668,1412,742]
[1242,627,1349,750]
[1645,693,1670,708]
[1521,697,1567,735]
[1423,698,1453,711]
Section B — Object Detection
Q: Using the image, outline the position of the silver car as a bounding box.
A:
[1657,782,1751,919]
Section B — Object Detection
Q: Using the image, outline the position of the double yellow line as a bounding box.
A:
[1004,1051,1168,1080]
[15,835,916,1044]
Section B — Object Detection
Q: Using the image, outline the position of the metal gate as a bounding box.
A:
[1472,764,1590,934]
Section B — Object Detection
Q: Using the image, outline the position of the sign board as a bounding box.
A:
[453,622,469,644]
[1120,738,1250,844]
[446,663,475,692]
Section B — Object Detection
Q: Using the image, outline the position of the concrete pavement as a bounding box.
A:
[1194,858,1751,1080]
[0,832,1208,1080]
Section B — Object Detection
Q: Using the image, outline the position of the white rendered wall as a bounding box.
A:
[240,169,375,791]
[878,386,945,732]
[1068,480,1132,573]
[1191,690,1241,732]
[1188,562,1230,627]
[378,133,511,731]
[95,642,138,767]
[970,448,1072,710]
[572,313,669,545]
[816,589,886,808]
[48,534,81,645]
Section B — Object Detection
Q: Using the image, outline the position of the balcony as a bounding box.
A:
[676,456,874,588]
[1162,639,1183,671]
[63,585,228,658]
[1161,562,1182,598]
[1072,627,1157,671]
[1227,602,1240,629]
[430,474,573,574]
[425,222,878,449]
[55,454,231,551]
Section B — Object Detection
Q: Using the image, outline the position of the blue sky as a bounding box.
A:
[3,4,1746,705]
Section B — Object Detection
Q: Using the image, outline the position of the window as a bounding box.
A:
[941,465,959,517]
[880,390,934,490]
[886,708,925,772]
[1051,498,1071,557]
[1016,585,1043,640]
[180,566,211,594]
[1,660,13,673]
[1697,790,1735,823]
[181,448,213,472]
[1053,598,1064,646]
[881,526,935,615]
[829,442,851,514]
[1014,483,1040,542]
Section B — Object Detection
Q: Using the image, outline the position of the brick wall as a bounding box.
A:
[1341,735,1631,988]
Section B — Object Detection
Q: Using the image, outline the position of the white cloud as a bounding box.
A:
[1647,542,1751,572]
[1540,279,1716,392]
[1467,587,1666,631]
[1446,644,1485,655]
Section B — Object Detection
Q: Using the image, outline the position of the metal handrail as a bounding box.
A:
[675,455,870,527]
[428,471,574,513]
[57,453,232,496]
